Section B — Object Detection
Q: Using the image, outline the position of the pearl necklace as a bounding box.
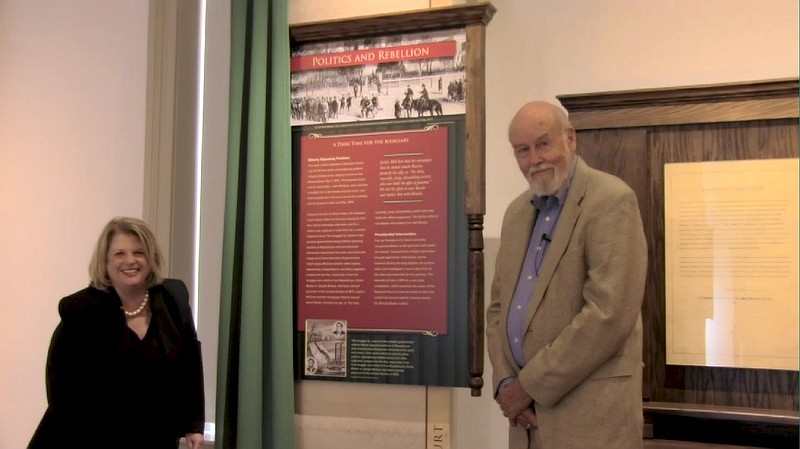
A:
[122,291,149,318]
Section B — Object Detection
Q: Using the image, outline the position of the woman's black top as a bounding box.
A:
[29,280,204,449]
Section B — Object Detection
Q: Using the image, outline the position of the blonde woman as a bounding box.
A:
[30,217,204,449]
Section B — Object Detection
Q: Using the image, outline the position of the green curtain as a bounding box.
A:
[216,0,294,448]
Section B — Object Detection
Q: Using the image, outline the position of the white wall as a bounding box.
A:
[0,1,149,448]
[1,0,797,448]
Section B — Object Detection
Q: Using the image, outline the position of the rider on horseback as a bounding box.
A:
[402,85,414,111]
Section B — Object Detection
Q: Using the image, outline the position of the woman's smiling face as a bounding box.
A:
[105,232,151,292]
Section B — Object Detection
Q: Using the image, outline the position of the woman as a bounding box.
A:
[29,217,205,449]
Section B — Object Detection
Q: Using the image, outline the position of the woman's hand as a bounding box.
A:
[184,432,204,449]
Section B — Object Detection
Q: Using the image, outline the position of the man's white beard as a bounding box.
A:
[527,164,567,197]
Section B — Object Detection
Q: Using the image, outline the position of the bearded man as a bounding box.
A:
[487,101,648,449]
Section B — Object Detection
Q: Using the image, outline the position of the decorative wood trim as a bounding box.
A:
[568,98,799,130]
[644,402,799,426]
[464,22,487,396]
[559,78,799,130]
[464,23,486,215]
[560,78,798,110]
[290,2,496,44]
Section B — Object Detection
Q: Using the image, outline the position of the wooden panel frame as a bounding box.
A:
[560,78,799,130]
[558,79,800,440]
[291,2,496,396]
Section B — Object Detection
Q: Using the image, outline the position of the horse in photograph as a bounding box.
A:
[414,97,443,117]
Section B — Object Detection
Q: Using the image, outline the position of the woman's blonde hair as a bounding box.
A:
[88,217,164,290]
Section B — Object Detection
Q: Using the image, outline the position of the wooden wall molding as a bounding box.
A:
[290,3,496,44]
[644,402,799,426]
[559,78,799,129]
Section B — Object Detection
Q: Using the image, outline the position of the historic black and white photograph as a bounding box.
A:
[291,29,467,126]
[304,319,348,377]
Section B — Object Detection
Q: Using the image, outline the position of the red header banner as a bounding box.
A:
[291,41,457,71]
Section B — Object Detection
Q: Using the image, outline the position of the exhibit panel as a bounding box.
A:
[290,3,495,395]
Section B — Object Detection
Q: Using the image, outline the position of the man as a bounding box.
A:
[486,101,647,449]
[404,85,414,101]
[394,99,402,119]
